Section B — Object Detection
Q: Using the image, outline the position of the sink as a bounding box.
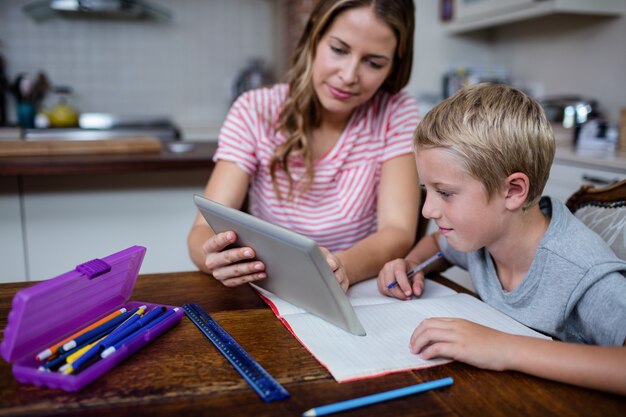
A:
[22,114,181,141]
[22,127,180,141]
[166,142,195,153]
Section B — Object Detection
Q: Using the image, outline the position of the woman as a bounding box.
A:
[188,0,420,291]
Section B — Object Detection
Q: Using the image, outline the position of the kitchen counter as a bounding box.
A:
[555,145,626,173]
[2,138,624,282]
[2,140,625,177]
[0,141,217,176]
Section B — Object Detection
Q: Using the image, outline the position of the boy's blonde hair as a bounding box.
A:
[414,83,555,210]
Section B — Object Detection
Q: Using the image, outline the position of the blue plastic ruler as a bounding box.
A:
[182,303,290,402]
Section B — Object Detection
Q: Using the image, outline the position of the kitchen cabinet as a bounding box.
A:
[545,149,626,203]
[21,171,207,282]
[1,143,215,282]
[444,0,626,34]
[0,178,26,283]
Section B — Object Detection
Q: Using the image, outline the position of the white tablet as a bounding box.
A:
[193,195,366,336]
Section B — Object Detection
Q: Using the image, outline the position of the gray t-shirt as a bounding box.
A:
[439,196,626,346]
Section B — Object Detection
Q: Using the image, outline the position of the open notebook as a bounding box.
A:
[252,279,551,382]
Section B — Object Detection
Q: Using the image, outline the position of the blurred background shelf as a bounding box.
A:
[443,0,626,35]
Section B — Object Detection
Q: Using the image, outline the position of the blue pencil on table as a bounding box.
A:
[302,377,453,417]
[387,252,443,289]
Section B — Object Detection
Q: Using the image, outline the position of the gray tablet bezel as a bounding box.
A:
[193,195,366,336]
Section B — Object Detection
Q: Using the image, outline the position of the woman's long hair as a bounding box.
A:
[270,0,415,199]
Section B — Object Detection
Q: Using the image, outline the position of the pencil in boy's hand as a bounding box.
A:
[387,252,443,289]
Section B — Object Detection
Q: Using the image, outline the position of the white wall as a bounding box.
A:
[410,0,495,102]
[493,13,626,124]
[0,0,281,139]
[410,1,626,125]
[2,0,624,134]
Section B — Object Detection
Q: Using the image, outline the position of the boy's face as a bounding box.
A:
[416,147,508,253]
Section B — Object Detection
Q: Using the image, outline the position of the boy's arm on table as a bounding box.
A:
[508,335,626,395]
[411,317,626,396]
[336,154,419,286]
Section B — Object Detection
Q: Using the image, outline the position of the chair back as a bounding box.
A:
[566,179,626,260]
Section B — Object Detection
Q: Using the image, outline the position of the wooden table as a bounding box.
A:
[1,272,624,416]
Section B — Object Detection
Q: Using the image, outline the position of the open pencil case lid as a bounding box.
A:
[0,245,183,391]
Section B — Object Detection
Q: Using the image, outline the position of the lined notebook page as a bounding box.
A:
[254,279,550,382]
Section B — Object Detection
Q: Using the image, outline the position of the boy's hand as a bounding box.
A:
[409,317,514,371]
[377,258,425,300]
[202,231,267,287]
[320,247,349,293]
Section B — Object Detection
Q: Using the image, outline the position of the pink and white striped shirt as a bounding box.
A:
[214,84,419,252]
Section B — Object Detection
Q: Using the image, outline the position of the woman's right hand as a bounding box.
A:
[202,230,267,287]
[377,258,425,300]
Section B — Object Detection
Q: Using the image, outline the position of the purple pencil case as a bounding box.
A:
[0,245,183,392]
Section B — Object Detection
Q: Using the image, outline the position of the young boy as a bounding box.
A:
[378,83,626,395]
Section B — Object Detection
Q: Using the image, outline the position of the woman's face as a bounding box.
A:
[312,6,397,124]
